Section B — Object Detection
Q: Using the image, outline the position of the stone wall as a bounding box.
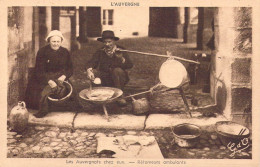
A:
[8,7,34,113]
[211,7,252,126]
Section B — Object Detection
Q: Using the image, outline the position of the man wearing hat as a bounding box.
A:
[86,30,133,105]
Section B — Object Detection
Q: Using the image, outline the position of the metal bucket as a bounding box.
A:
[159,59,188,88]
[171,123,202,148]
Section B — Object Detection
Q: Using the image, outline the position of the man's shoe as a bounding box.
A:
[34,112,48,118]
[117,98,127,106]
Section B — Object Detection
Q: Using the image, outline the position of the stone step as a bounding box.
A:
[145,112,227,131]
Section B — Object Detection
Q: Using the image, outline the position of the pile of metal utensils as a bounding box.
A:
[79,49,200,121]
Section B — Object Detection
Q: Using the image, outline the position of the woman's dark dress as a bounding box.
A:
[25,45,73,110]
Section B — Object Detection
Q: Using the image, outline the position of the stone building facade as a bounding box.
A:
[7,7,252,127]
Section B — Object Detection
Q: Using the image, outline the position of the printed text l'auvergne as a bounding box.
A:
[111,2,140,6]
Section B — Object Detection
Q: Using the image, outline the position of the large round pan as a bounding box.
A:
[79,87,123,105]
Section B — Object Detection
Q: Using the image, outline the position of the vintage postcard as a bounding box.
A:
[0,0,260,167]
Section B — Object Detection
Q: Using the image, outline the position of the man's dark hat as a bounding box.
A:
[97,30,119,42]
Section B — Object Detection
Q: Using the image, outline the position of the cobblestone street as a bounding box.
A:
[7,125,252,159]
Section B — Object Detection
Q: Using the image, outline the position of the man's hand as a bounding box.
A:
[87,68,95,80]
[48,80,57,88]
[58,75,66,83]
[115,52,125,63]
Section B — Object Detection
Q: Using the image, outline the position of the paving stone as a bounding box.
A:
[67,153,78,158]
[19,143,28,148]
[41,137,51,143]
[61,142,70,147]
[76,142,85,147]
[211,134,218,140]
[53,146,62,151]
[69,140,78,146]
[45,131,57,138]
[139,131,150,136]
[8,139,17,144]
[35,126,46,131]
[127,131,137,135]
[88,132,96,137]
[76,137,87,143]
[95,133,106,138]
[49,127,60,132]
[211,145,218,149]
[32,146,41,152]
[108,134,115,137]
[67,148,75,153]
[60,148,67,152]
[113,131,124,135]
[12,149,19,155]
[160,137,168,144]
[58,132,67,139]
[203,147,210,151]
[16,135,23,138]
[84,141,92,146]
[8,132,17,136]
[42,147,52,152]
[209,140,215,145]
[75,146,85,150]
[66,136,75,140]
[50,142,59,147]
[53,138,62,142]
[215,140,222,145]
[81,132,89,136]
[240,152,250,156]
[75,129,83,134]
[220,146,226,150]
[73,133,79,138]
[200,134,209,140]
[200,139,207,144]
[39,133,45,138]
[187,152,196,156]
[88,136,94,140]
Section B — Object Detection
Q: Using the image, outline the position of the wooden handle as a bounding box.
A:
[119,49,200,64]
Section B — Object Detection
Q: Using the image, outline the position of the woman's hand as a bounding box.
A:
[58,75,66,83]
[87,68,95,80]
[48,80,57,88]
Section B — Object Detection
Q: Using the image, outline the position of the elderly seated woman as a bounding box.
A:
[25,30,79,118]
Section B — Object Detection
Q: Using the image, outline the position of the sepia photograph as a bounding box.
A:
[1,1,260,167]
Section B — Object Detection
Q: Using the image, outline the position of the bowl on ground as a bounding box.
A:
[171,123,202,148]
[215,121,250,146]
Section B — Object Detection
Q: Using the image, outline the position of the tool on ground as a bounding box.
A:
[118,49,200,64]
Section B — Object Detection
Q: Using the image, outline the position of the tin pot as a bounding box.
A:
[171,123,202,148]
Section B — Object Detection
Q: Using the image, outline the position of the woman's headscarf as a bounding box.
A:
[45,30,65,42]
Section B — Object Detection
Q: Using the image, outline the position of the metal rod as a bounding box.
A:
[119,49,200,64]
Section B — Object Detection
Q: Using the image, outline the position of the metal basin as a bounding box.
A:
[79,87,123,104]
[215,121,250,146]
[171,123,202,148]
